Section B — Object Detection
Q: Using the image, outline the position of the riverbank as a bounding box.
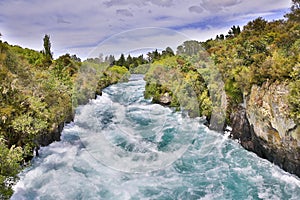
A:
[11,75,300,199]
[142,11,299,177]
[0,38,130,199]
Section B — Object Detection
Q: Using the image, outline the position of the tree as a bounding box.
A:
[116,54,126,67]
[153,49,160,60]
[126,54,132,69]
[108,55,115,66]
[242,17,267,37]
[176,45,184,55]
[42,34,53,67]
[147,51,154,62]
[177,40,202,56]
[285,0,300,21]
[55,54,79,77]
[43,34,52,59]
[162,47,174,57]
[219,34,225,40]
[71,54,81,62]
[137,55,146,64]
[226,25,241,38]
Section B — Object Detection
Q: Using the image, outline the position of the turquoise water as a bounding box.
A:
[12,75,300,199]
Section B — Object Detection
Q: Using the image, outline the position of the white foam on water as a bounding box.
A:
[271,167,300,187]
[12,75,300,199]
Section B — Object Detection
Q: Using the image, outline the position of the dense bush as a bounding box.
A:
[143,2,299,126]
[0,39,130,198]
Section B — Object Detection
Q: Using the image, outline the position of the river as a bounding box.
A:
[12,75,300,199]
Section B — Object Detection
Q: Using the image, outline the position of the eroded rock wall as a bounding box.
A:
[230,81,300,177]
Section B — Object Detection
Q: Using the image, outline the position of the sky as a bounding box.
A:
[0,0,292,59]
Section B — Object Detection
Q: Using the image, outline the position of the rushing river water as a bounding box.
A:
[12,75,300,199]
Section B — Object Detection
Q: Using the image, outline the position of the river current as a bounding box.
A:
[12,75,300,199]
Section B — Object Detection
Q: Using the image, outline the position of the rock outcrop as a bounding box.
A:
[230,81,300,177]
[30,112,75,158]
[159,92,172,105]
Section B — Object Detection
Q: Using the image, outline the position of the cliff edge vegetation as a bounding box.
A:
[0,35,129,199]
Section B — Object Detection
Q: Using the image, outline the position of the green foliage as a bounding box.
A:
[289,80,300,124]
[109,65,129,75]
[0,138,23,200]
[207,15,299,102]
[201,7,300,124]
[73,60,109,106]
[144,56,212,118]
[42,34,53,67]
[43,34,52,59]
[161,47,175,58]
[289,65,300,124]
[0,42,73,148]
[129,64,150,74]
[226,25,241,38]
[115,54,126,68]
[285,0,300,22]
[242,17,267,37]
[10,45,44,67]
[144,5,299,126]
[114,54,148,72]
[97,65,130,95]
[176,40,203,56]
[0,5,299,198]
[54,53,79,78]
[0,38,129,198]
[225,78,243,105]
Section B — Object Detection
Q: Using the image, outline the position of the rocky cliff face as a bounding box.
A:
[230,81,300,177]
[30,111,75,159]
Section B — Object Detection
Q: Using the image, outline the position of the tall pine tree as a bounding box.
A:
[42,34,53,67]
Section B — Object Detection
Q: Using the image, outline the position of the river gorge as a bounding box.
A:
[12,75,300,199]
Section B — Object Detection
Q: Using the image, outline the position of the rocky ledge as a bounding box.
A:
[230,81,300,177]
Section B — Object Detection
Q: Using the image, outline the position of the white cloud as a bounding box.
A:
[180,26,231,42]
[189,6,203,14]
[0,0,292,59]
[201,0,242,12]
[148,0,174,7]
[116,9,134,17]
